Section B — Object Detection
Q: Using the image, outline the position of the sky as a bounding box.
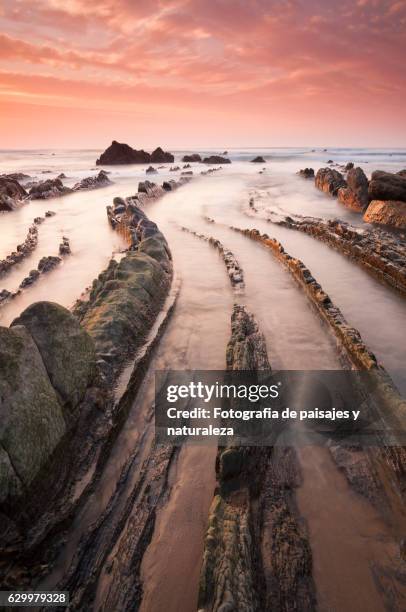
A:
[0,0,405,149]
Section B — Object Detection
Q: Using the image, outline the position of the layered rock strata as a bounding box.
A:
[198,305,316,612]
[269,214,406,295]
[180,226,244,291]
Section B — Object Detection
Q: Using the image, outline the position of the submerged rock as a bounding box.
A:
[28,178,72,200]
[181,153,202,162]
[298,167,314,178]
[38,255,61,272]
[251,156,266,163]
[202,155,231,164]
[146,166,157,174]
[73,170,112,191]
[364,200,406,229]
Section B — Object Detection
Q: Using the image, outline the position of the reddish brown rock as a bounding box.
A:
[0,177,27,211]
[315,167,346,196]
[363,200,406,229]
[96,141,174,165]
[337,167,369,212]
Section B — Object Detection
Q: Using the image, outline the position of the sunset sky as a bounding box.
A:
[0,0,405,149]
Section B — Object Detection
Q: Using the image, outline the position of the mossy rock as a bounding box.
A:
[12,301,96,411]
[0,326,66,495]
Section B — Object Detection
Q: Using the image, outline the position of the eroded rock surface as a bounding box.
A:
[182,153,202,162]
[28,178,72,200]
[0,176,27,211]
[315,167,347,196]
[203,155,231,164]
[337,166,369,211]
[72,170,112,191]
[368,170,406,202]
[364,199,406,229]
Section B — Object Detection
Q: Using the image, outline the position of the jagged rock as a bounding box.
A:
[251,156,266,163]
[38,255,61,272]
[29,178,72,200]
[202,155,231,164]
[181,154,201,162]
[19,269,40,288]
[364,200,406,229]
[0,325,66,498]
[150,147,174,163]
[73,170,111,191]
[146,166,157,174]
[96,141,174,165]
[0,225,38,277]
[45,210,56,217]
[345,162,354,170]
[59,237,71,255]
[368,170,406,202]
[298,168,314,178]
[337,167,369,211]
[169,166,180,171]
[138,180,158,194]
[96,141,150,165]
[12,302,96,411]
[33,217,44,224]
[272,214,406,294]
[0,289,12,304]
[315,167,347,196]
[0,177,27,211]
[57,173,67,179]
[162,180,177,191]
[183,163,191,169]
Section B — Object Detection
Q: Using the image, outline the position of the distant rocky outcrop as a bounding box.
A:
[337,167,369,211]
[368,170,406,202]
[96,141,174,165]
[181,154,202,163]
[0,176,27,211]
[72,170,112,191]
[251,156,266,163]
[146,166,157,174]
[202,155,231,164]
[364,200,406,229]
[298,167,314,178]
[28,178,72,200]
[315,167,346,196]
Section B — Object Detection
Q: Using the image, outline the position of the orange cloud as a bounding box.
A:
[0,0,405,147]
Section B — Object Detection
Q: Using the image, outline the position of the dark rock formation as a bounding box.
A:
[0,176,27,211]
[180,226,244,291]
[45,210,56,217]
[38,255,61,273]
[298,167,314,178]
[76,203,173,383]
[28,178,72,200]
[182,154,202,162]
[0,224,38,277]
[150,147,174,163]
[337,167,369,211]
[251,156,266,163]
[12,302,96,411]
[368,170,406,202]
[19,270,40,288]
[59,236,71,255]
[146,166,157,174]
[72,170,112,191]
[170,166,180,171]
[181,170,193,176]
[345,162,354,170]
[202,155,231,164]
[0,325,67,502]
[198,305,316,612]
[315,167,347,196]
[96,141,173,165]
[1,172,31,182]
[364,200,406,229]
